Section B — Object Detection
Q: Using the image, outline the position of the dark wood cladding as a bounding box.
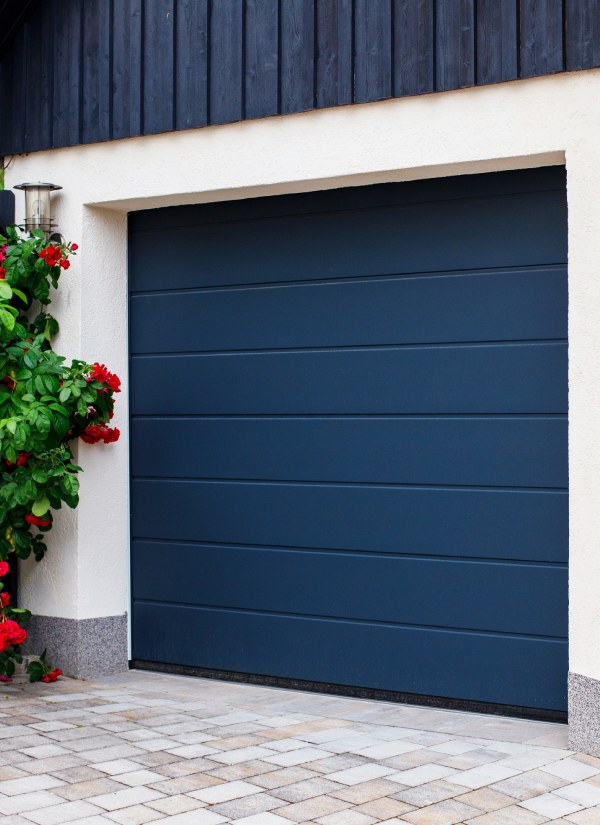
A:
[1,0,598,156]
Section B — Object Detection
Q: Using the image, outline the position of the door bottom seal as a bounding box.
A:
[130,660,567,724]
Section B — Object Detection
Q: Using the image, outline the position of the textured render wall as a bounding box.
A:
[5,69,600,683]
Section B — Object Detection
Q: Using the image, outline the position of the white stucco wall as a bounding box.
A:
[5,68,600,681]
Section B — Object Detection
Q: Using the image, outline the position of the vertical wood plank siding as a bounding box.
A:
[520,0,564,77]
[1,0,598,156]
[280,0,315,114]
[113,0,143,139]
[476,0,518,85]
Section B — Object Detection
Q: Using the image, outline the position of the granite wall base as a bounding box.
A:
[569,672,600,756]
[23,614,128,679]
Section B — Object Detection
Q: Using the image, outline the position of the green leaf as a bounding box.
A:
[0,309,15,331]
[14,423,29,450]
[32,496,50,517]
[11,288,27,303]
[49,403,68,416]
[61,475,79,497]
[35,415,51,436]
[43,375,58,394]
[44,317,59,340]
[0,282,12,300]
[59,386,71,403]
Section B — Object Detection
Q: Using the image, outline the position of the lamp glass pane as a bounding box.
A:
[25,187,52,230]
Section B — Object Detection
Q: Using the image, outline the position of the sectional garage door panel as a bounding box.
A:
[129,185,567,292]
[134,603,567,710]
[132,480,566,563]
[129,168,568,711]
[132,343,566,415]
[134,542,567,638]
[131,416,567,488]
[130,266,566,353]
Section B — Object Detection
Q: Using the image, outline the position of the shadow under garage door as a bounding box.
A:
[129,167,568,715]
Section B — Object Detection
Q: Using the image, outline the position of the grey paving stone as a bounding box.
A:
[0,773,65,795]
[272,793,350,822]
[520,791,583,818]
[17,755,85,775]
[490,768,570,800]
[147,771,223,794]
[330,778,408,804]
[554,780,600,807]
[234,815,290,825]
[306,755,370,774]
[144,811,225,824]
[103,804,165,824]
[392,779,467,807]
[354,796,416,819]
[0,790,67,815]
[76,746,146,764]
[327,764,397,785]
[110,770,165,787]
[51,766,107,783]
[251,766,317,789]
[53,777,128,801]
[86,785,165,811]
[270,777,344,802]
[209,791,287,818]
[24,800,106,824]
[145,793,206,814]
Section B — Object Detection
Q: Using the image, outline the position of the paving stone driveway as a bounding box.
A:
[0,670,598,825]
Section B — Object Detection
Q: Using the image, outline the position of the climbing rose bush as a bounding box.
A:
[0,560,30,680]
[0,226,121,681]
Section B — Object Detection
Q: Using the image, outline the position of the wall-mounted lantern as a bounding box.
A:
[13,182,62,237]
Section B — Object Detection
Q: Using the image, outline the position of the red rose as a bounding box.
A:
[0,267,5,280]
[71,243,78,251]
[25,514,51,527]
[16,452,30,467]
[40,246,62,267]
[3,620,26,645]
[0,562,8,577]
[1,592,10,607]
[90,363,121,393]
[81,424,120,444]
[103,427,120,444]
[42,668,61,683]
[81,424,103,444]
[59,259,70,269]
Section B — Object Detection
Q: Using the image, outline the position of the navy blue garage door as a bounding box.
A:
[129,168,568,713]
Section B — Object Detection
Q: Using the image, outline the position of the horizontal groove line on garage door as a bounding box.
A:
[131,412,569,419]
[131,537,568,567]
[133,598,568,642]
[130,339,568,358]
[128,263,567,297]
[131,476,568,492]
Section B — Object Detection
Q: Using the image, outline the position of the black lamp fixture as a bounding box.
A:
[13,182,62,238]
